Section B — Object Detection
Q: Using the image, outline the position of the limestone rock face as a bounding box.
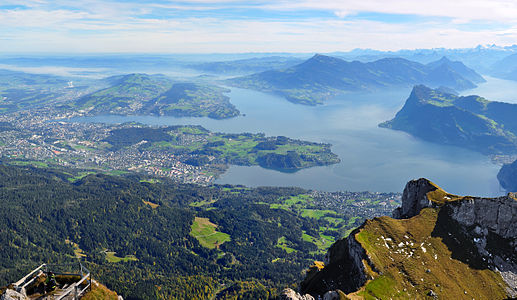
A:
[301,232,369,296]
[279,288,314,300]
[444,194,517,295]
[393,178,517,296]
[392,178,437,218]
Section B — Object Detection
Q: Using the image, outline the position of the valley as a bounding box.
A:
[0,66,508,195]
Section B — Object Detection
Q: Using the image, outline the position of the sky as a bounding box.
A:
[2,0,517,54]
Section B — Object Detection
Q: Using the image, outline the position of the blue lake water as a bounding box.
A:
[71,78,515,197]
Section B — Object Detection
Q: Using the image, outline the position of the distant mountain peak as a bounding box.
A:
[426,57,485,84]
[306,53,341,63]
[438,56,451,63]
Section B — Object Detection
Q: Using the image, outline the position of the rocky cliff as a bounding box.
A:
[298,178,517,299]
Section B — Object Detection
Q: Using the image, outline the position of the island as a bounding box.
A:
[227,55,484,105]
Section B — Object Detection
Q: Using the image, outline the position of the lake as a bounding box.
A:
[71,78,517,197]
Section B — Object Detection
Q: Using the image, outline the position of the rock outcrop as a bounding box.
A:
[299,178,517,299]
[0,289,28,300]
[498,159,517,192]
[392,178,440,218]
[279,288,314,300]
[394,178,517,297]
[300,230,370,296]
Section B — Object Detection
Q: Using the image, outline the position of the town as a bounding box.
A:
[0,106,219,184]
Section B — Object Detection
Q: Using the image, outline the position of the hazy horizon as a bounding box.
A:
[3,1,517,54]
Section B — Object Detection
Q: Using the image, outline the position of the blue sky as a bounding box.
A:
[1,0,517,53]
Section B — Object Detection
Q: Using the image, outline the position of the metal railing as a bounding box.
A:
[55,264,91,300]
[13,263,47,292]
[12,263,92,300]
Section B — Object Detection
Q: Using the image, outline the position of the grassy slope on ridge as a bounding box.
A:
[353,182,508,299]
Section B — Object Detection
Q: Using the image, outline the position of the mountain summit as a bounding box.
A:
[426,56,486,84]
[296,178,517,299]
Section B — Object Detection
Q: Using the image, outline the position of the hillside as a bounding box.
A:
[295,178,517,299]
[143,82,239,119]
[0,69,91,113]
[187,56,304,75]
[73,73,171,114]
[380,85,517,155]
[0,165,399,299]
[227,54,482,105]
[73,73,239,119]
[490,52,517,81]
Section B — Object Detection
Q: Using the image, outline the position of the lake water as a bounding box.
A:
[71,78,517,197]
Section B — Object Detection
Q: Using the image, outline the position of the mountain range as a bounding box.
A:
[227,55,484,105]
[380,85,517,155]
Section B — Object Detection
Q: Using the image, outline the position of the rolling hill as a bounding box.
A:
[73,73,239,119]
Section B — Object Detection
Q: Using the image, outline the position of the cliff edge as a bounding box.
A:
[299,178,517,299]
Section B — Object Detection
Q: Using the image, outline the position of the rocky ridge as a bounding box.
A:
[297,178,517,299]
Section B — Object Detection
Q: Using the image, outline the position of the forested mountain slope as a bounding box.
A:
[0,165,399,299]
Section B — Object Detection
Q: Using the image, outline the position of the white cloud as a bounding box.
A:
[263,0,517,22]
[0,0,516,53]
